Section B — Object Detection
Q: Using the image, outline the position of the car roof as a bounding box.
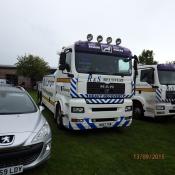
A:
[0,86,24,93]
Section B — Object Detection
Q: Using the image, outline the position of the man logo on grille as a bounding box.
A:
[0,135,14,145]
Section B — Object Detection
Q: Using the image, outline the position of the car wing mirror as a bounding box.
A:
[39,105,45,112]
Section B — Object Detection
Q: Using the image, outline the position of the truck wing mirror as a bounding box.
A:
[68,73,74,78]
[59,52,66,65]
[152,85,159,89]
[59,52,66,71]
[59,64,66,71]
[133,55,138,75]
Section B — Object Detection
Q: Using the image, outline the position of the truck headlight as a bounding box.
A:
[71,107,84,113]
[125,106,132,112]
[156,106,165,110]
[32,122,50,143]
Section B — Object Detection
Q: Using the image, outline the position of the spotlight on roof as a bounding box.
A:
[97,35,103,43]
[87,34,93,42]
[116,38,121,45]
[106,37,112,44]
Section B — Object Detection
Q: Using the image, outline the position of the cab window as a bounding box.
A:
[140,69,154,84]
[65,52,71,72]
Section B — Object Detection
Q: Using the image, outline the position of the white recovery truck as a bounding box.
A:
[41,35,138,130]
[133,64,175,119]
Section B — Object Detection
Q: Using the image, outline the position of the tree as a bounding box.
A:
[16,54,50,85]
[139,49,158,65]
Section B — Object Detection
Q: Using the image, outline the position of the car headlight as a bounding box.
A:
[71,107,84,113]
[125,106,132,112]
[32,122,50,143]
[156,106,165,110]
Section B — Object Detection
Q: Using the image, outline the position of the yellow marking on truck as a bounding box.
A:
[136,88,156,92]
[42,95,55,106]
[57,78,70,83]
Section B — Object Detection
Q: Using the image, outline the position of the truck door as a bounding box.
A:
[138,68,156,117]
[57,52,72,97]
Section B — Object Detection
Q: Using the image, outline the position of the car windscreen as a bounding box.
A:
[158,70,175,85]
[0,91,37,114]
[75,52,132,76]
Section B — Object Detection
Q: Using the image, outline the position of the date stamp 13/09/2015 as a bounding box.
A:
[132,153,165,160]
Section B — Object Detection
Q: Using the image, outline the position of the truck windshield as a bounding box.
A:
[158,70,175,85]
[75,52,132,76]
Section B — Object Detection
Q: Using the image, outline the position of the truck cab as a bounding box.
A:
[133,64,175,118]
[41,35,138,130]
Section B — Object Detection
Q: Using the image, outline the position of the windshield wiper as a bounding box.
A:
[112,73,127,77]
[87,71,108,75]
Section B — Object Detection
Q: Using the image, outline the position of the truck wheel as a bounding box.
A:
[133,102,144,119]
[56,105,64,129]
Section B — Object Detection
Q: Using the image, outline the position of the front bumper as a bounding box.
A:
[0,139,51,171]
[155,103,175,117]
[65,98,133,130]
[24,140,51,170]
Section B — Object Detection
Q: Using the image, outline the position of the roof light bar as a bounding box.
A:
[116,38,121,45]
[97,35,103,43]
[106,37,112,44]
[87,34,93,42]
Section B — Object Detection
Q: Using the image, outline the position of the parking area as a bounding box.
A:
[25,90,175,175]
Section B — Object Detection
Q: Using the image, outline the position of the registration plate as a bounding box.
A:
[99,122,112,127]
[0,165,23,175]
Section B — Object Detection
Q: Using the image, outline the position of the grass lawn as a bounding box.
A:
[25,90,175,175]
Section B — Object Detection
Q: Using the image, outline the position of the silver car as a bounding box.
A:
[0,86,51,175]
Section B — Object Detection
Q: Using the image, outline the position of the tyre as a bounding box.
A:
[56,105,64,129]
[133,102,144,119]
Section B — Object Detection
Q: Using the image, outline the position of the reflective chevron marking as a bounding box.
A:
[85,98,124,104]
[70,78,134,100]
[68,117,132,130]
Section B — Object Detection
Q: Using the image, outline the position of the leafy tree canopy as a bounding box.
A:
[139,49,158,65]
[16,54,50,81]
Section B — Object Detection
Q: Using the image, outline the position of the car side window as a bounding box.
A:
[65,52,71,72]
[140,69,154,84]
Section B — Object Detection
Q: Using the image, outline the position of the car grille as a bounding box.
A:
[166,91,175,100]
[169,110,175,113]
[87,82,125,94]
[0,143,43,168]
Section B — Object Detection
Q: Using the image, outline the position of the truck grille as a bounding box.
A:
[166,91,175,100]
[0,143,43,168]
[87,82,125,94]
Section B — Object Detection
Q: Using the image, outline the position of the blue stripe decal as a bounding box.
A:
[85,98,124,104]
[76,123,86,130]
[71,84,76,90]
[113,117,124,127]
[123,120,130,127]
[84,118,97,129]
[69,122,73,130]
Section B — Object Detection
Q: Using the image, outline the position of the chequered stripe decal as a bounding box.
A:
[85,98,124,104]
[68,117,132,130]
[156,88,175,103]
[70,78,135,103]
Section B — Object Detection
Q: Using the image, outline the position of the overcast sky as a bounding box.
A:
[0,0,175,67]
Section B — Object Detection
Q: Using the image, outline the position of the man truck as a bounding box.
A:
[41,34,138,130]
[133,64,175,119]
